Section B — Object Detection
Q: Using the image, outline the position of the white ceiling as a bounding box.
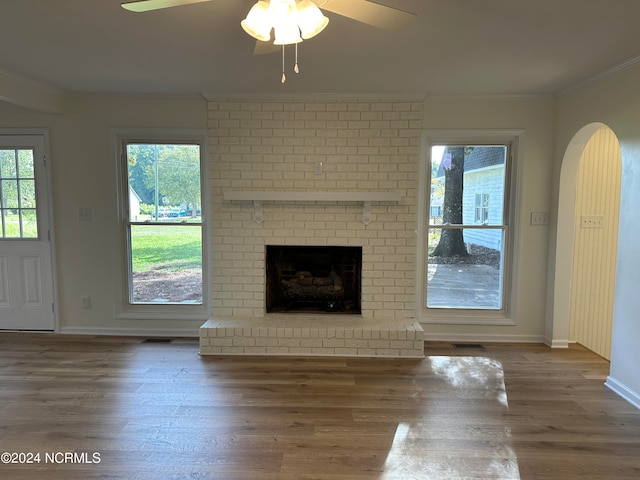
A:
[2,0,640,103]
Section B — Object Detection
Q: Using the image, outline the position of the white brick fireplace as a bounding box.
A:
[201,98,424,357]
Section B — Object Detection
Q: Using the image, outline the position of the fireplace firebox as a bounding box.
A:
[265,245,362,314]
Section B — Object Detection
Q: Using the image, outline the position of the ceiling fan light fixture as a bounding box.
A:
[297,0,329,40]
[240,0,333,84]
[273,23,302,45]
[267,0,297,20]
[240,1,272,42]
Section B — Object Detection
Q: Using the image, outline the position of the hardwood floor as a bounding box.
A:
[0,334,638,479]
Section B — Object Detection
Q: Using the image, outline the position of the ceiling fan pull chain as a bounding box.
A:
[294,42,300,74]
[281,45,286,84]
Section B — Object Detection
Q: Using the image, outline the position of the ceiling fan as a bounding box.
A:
[121,0,417,34]
[121,0,416,82]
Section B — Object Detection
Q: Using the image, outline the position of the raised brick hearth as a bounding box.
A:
[200,315,424,357]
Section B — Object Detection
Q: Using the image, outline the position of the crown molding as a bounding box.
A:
[559,54,640,97]
[0,70,63,114]
[201,92,427,102]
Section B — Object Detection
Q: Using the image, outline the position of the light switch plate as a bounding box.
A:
[530,212,549,226]
[581,215,604,228]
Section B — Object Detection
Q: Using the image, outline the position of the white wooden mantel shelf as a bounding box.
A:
[223,190,402,225]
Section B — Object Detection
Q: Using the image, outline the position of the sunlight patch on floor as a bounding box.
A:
[381,356,520,480]
[429,356,509,407]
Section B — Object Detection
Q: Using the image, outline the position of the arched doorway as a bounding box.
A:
[553,123,621,359]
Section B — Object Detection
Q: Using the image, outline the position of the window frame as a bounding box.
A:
[417,129,523,325]
[113,129,209,321]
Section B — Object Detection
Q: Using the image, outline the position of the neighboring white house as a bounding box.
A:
[129,186,141,221]
[431,146,506,251]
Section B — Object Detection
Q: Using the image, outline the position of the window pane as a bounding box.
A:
[20,209,38,238]
[427,144,509,311]
[1,180,19,209]
[126,144,201,223]
[18,150,35,178]
[427,227,504,309]
[430,145,506,226]
[129,224,202,304]
[0,149,39,239]
[2,210,20,238]
[125,141,203,305]
[19,179,36,208]
[0,151,16,178]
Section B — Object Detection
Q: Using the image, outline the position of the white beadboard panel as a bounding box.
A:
[569,126,621,360]
[20,255,43,307]
[0,256,9,306]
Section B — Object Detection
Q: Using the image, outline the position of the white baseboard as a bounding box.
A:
[423,332,545,344]
[59,326,199,338]
[544,337,570,348]
[605,376,640,410]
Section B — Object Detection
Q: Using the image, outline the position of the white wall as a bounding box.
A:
[0,95,207,336]
[553,65,640,408]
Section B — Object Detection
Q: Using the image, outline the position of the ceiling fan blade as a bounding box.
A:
[121,0,212,13]
[316,0,416,31]
[254,40,280,56]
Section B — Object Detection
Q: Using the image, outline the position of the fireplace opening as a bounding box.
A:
[265,245,362,314]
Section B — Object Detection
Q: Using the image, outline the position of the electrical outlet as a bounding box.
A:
[581,215,604,228]
[81,296,91,309]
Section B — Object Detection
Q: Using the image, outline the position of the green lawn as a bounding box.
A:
[130,224,202,272]
[1,214,38,238]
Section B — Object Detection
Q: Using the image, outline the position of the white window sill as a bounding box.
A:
[420,310,516,326]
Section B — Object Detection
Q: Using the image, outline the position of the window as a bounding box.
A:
[474,193,489,224]
[0,148,37,238]
[421,139,515,316]
[120,138,205,307]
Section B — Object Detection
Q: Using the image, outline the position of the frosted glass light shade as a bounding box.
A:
[297,0,329,39]
[268,0,297,19]
[273,23,302,45]
[241,1,272,42]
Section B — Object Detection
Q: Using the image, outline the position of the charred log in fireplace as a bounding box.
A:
[266,246,362,313]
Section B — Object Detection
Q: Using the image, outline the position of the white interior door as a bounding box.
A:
[0,133,55,330]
